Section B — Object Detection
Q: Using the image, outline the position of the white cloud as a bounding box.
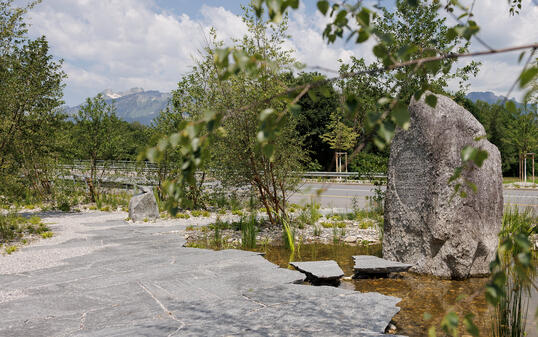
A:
[26,0,538,105]
[445,0,538,99]
[28,0,210,105]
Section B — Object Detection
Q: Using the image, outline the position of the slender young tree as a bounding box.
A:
[73,94,122,202]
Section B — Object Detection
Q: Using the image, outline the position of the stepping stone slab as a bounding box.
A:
[353,255,412,277]
[289,260,344,285]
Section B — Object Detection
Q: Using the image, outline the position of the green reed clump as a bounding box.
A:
[212,217,224,248]
[274,211,295,252]
[241,214,258,249]
[491,207,536,337]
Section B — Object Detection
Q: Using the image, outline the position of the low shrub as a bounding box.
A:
[5,245,18,254]
[40,231,53,239]
[191,210,210,217]
[320,221,346,229]
[175,212,191,219]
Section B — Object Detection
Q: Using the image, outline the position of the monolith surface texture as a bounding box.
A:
[383,92,503,279]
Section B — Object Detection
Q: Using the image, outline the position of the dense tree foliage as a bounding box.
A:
[158,11,306,221]
[288,72,337,170]
[0,1,66,200]
[456,94,537,176]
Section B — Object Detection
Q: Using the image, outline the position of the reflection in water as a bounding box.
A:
[193,240,536,337]
[263,243,492,336]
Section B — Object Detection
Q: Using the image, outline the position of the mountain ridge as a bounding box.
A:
[64,88,171,125]
[64,90,529,126]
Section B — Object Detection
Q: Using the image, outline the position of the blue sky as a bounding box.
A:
[24,0,538,105]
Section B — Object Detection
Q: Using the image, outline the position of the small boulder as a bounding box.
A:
[344,236,358,243]
[128,191,159,222]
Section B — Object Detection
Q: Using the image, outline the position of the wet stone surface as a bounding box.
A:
[0,213,403,336]
[353,255,413,277]
[290,260,344,285]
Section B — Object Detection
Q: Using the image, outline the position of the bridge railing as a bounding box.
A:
[302,172,386,179]
[58,160,387,182]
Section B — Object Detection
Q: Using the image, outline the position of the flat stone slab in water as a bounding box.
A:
[289,260,344,281]
[353,255,413,275]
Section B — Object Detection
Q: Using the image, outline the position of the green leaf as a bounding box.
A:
[441,311,459,331]
[262,143,275,160]
[335,9,348,26]
[463,314,479,337]
[146,147,158,162]
[396,45,418,60]
[407,0,419,6]
[307,89,319,103]
[391,103,410,130]
[519,66,538,88]
[377,121,395,143]
[378,97,391,105]
[214,48,230,64]
[345,95,359,113]
[257,131,266,143]
[518,51,526,63]
[505,100,517,113]
[465,180,477,193]
[259,108,275,121]
[425,94,437,108]
[461,146,475,162]
[287,0,299,9]
[317,0,329,15]
[356,30,370,43]
[373,136,386,150]
[373,44,388,58]
[446,28,458,41]
[357,8,371,26]
[449,166,462,183]
[473,149,488,167]
[252,0,263,17]
[517,251,530,265]
[287,103,301,114]
[319,86,331,97]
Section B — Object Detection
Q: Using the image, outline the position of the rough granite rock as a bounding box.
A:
[383,92,503,279]
[128,191,159,222]
[353,255,412,276]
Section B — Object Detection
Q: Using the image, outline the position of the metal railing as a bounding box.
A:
[302,171,386,179]
[58,160,387,183]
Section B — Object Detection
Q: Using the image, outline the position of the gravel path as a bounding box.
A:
[0,211,125,275]
[0,210,403,336]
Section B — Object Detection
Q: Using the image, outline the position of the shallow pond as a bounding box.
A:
[263,243,493,336]
[191,241,537,336]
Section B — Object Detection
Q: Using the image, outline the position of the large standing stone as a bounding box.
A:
[383,92,503,279]
[128,190,159,222]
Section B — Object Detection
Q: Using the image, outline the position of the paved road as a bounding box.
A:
[290,183,538,212]
[0,212,401,336]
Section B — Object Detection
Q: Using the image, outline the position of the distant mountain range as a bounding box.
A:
[465,91,531,110]
[63,89,529,126]
[64,88,171,125]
